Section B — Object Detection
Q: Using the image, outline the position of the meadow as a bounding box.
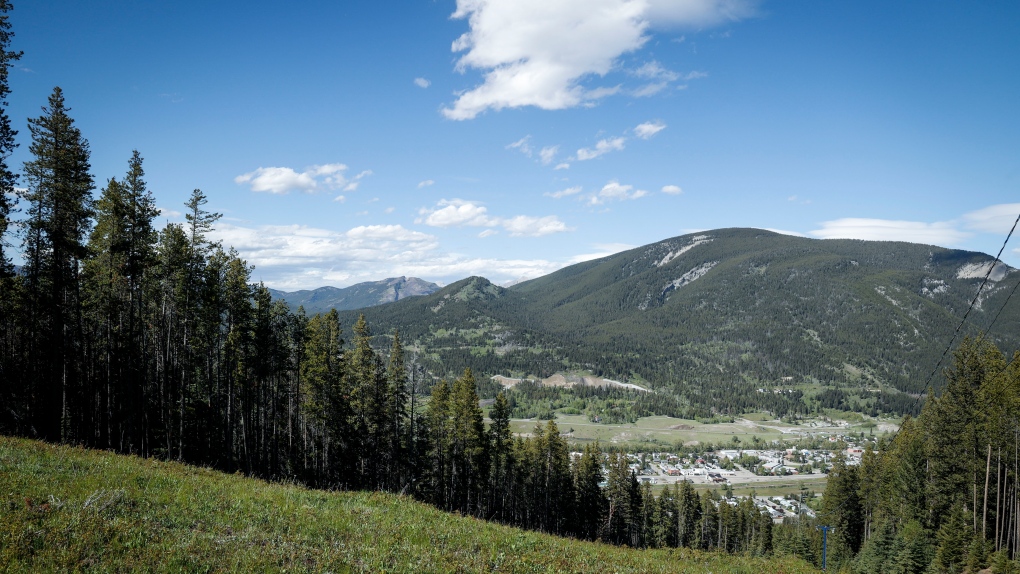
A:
[0,436,818,573]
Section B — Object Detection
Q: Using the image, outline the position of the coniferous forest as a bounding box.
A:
[3,2,1020,571]
[0,3,770,554]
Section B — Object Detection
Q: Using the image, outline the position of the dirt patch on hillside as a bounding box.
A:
[669,424,694,430]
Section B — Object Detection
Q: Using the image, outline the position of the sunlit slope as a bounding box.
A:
[344,228,1018,400]
[0,436,814,573]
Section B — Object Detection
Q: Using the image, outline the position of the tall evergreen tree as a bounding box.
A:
[488,392,514,522]
[385,330,408,491]
[300,309,345,485]
[448,368,487,515]
[574,441,607,540]
[20,86,94,443]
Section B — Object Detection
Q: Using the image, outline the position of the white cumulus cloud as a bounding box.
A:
[442,0,755,119]
[661,184,683,194]
[417,199,572,236]
[588,180,648,205]
[502,215,570,237]
[634,120,666,139]
[418,199,497,228]
[235,163,365,195]
[414,77,431,88]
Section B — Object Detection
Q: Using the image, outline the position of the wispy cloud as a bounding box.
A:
[809,218,969,246]
[506,136,533,157]
[962,203,1020,234]
[633,61,680,82]
[442,0,756,119]
[545,185,583,199]
[576,137,626,161]
[539,145,559,165]
[414,77,431,88]
[634,120,666,139]
[661,185,683,195]
[418,179,436,188]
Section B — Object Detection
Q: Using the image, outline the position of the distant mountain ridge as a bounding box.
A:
[336,228,1020,416]
[269,276,439,314]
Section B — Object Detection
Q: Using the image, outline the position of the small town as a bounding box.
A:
[580,435,874,522]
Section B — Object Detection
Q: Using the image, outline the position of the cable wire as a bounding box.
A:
[909,210,1020,413]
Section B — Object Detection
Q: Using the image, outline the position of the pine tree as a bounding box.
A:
[300,310,345,485]
[932,503,973,574]
[385,330,408,491]
[676,479,701,548]
[449,368,487,515]
[574,441,607,540]
[489,392,514,522]
[20,86,94,443]
[422,378,446,506]
[605,452,632,544]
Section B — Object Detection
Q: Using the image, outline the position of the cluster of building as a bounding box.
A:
[589,435,874,485]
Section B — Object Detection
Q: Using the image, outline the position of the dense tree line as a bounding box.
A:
[775,337,1020,572]
[424,378,772,552]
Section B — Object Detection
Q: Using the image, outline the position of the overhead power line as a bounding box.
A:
[910,210,1020,413]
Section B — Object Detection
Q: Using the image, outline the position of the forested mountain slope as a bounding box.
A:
[343,229,1019,416]
[268,276,439,313]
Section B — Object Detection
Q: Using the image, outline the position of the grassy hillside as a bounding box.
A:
[0,436,815,573]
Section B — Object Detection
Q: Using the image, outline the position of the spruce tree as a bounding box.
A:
[574,441,607,540]
[489,392,514,521]
[21,86,94,443]
[385,330,408,491]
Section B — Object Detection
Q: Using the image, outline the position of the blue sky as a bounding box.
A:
[6,0,1019,289]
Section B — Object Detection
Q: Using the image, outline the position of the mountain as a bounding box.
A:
[268,276,439,314]
[338,229,1020,416]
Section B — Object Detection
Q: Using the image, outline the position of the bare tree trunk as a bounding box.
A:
[985,444,993,538]
[996,448,1002,548]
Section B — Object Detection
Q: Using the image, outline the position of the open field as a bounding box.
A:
[0,436,817,573]
[508,413,899,449]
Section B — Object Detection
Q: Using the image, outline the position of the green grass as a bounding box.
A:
[0,436,817,573]
[513,415,788,450]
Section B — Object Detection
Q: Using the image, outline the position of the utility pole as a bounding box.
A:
[817,525,834,570]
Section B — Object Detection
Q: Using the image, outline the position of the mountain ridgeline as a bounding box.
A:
[340,228,1019,417]
[268,276,439,314]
